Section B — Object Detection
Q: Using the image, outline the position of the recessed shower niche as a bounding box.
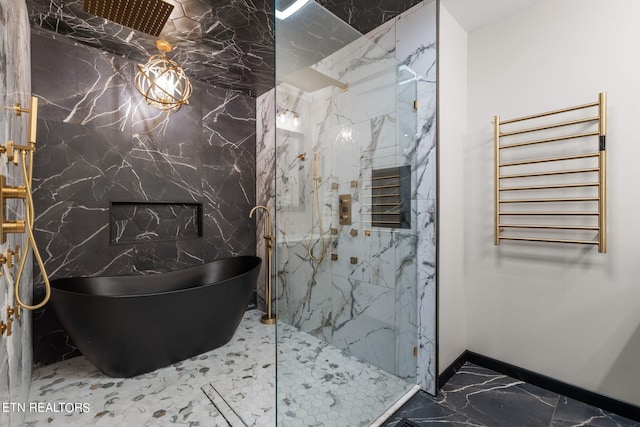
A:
[109,201,203,244]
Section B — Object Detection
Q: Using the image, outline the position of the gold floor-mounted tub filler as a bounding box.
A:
[249,205,276,325]
[1,96,53,311]
[494,92,607,253]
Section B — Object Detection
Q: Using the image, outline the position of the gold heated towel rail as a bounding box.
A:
[494,92,607,253]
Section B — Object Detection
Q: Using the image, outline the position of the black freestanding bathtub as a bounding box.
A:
[50,256,261,378]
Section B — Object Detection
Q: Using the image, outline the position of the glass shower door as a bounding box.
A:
[274,1,419,425]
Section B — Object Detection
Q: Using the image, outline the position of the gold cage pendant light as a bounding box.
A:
[135,40,193,112]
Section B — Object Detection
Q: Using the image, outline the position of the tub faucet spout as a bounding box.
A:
[249,205,272,240]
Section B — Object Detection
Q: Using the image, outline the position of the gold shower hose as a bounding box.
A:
[14,148,51,310]
[307,176,326,262]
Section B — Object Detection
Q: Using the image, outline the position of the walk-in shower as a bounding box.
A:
[274,0,421,424]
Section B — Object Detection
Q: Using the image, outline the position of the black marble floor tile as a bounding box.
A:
[386,362,639,427]
[437,363,559,427]
[383,391,487,426]
[550,397,640,427]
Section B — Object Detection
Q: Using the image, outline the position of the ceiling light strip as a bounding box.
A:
[275,0,310,20]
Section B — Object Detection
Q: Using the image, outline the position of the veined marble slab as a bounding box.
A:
[0,1,34,426]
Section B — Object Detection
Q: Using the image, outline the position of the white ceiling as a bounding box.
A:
[441,0,544,32]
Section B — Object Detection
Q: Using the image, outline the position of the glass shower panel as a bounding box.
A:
[275,1,419,425]
[393,64,419,381]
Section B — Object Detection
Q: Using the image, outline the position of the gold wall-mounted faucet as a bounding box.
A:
[0,175,27,243]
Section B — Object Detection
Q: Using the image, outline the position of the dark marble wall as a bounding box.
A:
[27,0,418,98]
[318,0,423,34]
[30,28,257,365]
[110,202,203,244]
[27,0,275,97]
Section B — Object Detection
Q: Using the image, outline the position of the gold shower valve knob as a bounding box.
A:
[2,184,27,199]
[2,220,25,235]
[1,175,26,200]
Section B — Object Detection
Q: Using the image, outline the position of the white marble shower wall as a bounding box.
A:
[0,0,34,425]
[367,0,438,392]
[400,2,438,394]
[257,0,437,393]
[255,90,276,311]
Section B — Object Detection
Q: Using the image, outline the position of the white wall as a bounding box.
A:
[461,0,640,405]
[437,3,469,373]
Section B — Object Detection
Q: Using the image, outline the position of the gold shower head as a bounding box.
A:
[83,0,174,37]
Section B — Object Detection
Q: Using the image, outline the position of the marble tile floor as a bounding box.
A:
[25,309,414,426]
[276,321,412,426]
[383,363,640,427]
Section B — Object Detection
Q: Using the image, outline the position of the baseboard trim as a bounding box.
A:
[437,350,469,389]
[438,350,640,423]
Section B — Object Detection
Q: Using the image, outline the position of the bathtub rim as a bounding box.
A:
[49,255,262,299]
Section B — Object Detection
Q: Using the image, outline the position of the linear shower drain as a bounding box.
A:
[396,418,420,427]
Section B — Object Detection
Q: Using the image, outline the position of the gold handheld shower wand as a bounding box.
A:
[249,205,276,325]
[307,151,326,262]
[1,96,52,311]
